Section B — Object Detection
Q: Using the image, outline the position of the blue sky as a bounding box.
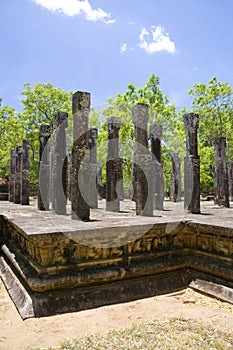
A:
[1,0,233,112]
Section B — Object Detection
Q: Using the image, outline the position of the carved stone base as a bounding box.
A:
[1,210,233,319]
[0,254,190,319]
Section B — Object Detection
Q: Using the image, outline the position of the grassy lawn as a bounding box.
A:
[33,317,233,350]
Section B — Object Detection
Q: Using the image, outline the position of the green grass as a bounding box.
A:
[32,318,233,350]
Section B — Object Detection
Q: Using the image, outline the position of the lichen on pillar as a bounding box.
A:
[14,146,22,204]
[38,124,51,211]
[132,103,153,216]
[183,113,200,214]
[21,140,30,205]
[214,136,229,207]
[228,161,233,202]
[88,127,98,209]
[53,112,68,215]
[150,124,164,210]
[71,91,91,221]
[106,117,122,212]
[170,152,182,202]
[9,148,16,202]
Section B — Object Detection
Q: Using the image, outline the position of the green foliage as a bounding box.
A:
[21,82,73,181]
[96,74,180,192]
[1,75,232,195]
[189,77,233,191]
[189,76,233,144]
[0,103,24,177]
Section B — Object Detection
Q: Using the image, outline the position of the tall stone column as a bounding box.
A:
[14,146,22,204]
[170,153,182,202]
[67,153,72,201]
[38,124,51,211]
[9,148,16,202]
[132,103,153,216]
[88,127,98,208]
[97,163,106,199]
[97,163,103,187]
[21,140,30,205]
[228,161,233,202]
[214,136,229,207]
[106,117,122,212]
[118,158,124,201]
[150,124,164,210]
[53,112,68,214]
[183,113,200,213]
[71,91,91,221]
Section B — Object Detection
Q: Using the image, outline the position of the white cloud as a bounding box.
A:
[33,0,115,24]
[120,43,127,54]
[138,25,176,54]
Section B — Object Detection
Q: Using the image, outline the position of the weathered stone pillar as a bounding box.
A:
[50,146,54,207]
[9,148,16,202]
[228,161,233,202]
[97,163,103,186]
[150,124,164,210]
[21,140,30,205]
[14,146,22,204]
[97,163,106,199]
[183,113,200,213]
[106,117,122,212]
[170,153,182,202]
[71,91,90,221]
[68,153,72,201]
[118,158,124,201]
[214,136,229,207]
[38,124,51,211]
[53,112,68,214]
[132,104,153,216]
[88,127,98,208]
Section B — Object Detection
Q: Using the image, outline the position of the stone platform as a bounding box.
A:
[1,199,233,319]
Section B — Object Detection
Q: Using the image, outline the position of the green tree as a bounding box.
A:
[188,77,233,144]
[189,77,233,191]
[95,74,180,193]
[21,82,73,181]
[0,102,24,177]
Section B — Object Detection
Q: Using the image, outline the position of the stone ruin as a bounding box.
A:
[9,139,30,206]
[1,90,233,319]
[183,113,200,214]
[7,94,231,216]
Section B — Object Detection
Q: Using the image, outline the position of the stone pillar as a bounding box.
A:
[183,113,200,213]
[88,128,98,208]
[150,124,164,210]
[67,153,72,201]
[97,163,106,199]
[38,124,51,211]
[9,148,16,202]
[53,112,68,215]
[50,146,54,207]
[14,146,22,204]
[118,158,124,201]
[214,136,229,207]
[228,161,233,202]
[170,153,182,202]
[132,104,153,216]
[97,163,103,186]
[21,140,30,205]
[106,117,121,212]
[71,91,91,221]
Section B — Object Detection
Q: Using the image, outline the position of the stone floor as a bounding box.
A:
[1,198,233,319]
[0,198,233,237]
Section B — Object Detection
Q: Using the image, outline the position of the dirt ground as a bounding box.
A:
[0,280,233,350]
